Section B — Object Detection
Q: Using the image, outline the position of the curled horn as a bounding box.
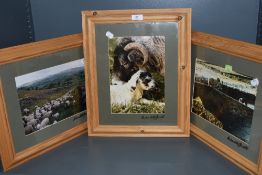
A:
[124,42,149,66]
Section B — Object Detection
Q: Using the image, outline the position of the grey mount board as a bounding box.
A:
[95,22,178,125]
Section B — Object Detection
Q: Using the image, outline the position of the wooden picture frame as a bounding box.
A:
[82,9,191,137]
[0,34,87,171]
[259,142,262,175]
[191,31,262,175]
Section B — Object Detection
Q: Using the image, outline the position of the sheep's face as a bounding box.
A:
[127,49,144,65]
[117,54,139,81]
[137,71,155,90]
[113,39,148,83]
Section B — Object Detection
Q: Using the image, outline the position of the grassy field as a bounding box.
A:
[18,87,69,112]
[112,102,165,114]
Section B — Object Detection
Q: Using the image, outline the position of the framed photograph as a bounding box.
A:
[191,32,262,174]
[0,34,87,171]
[82,9,191,136]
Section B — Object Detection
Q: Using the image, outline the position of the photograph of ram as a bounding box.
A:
[15,59,86,135]
[109,36,165,114]
[192,58,259,143]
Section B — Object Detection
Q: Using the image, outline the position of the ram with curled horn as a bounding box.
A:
[111,36,165,84]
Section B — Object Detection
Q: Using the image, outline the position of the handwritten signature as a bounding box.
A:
[141,114,165,120]
[227,136,248,150]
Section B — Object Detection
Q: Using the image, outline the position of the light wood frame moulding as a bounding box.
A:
[82,9,191,137]
[191,31,262,175]
[0,34,87,171]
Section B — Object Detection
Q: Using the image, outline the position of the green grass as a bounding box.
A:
[108,38,118,82]
[18,88,66,99]
[18,87,71,111]
[112,102,165,114]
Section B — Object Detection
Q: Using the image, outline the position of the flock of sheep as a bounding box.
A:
[22,90,76,135]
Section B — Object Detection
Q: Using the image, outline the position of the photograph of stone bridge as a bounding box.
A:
[192,58,259,143]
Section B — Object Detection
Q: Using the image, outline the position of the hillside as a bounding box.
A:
[18,66,85,91]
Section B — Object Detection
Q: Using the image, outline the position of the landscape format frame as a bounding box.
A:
[191,32,262,175]
[0,34,87,171]
[82,9,191,137]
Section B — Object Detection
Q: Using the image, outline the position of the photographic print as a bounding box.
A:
[108,36,165,114]
[192,58,259,143]
[15,59,86,135]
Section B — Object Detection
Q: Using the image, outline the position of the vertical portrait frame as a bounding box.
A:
[82,9,191,137]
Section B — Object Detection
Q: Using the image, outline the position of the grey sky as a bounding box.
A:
[15,58,84,88]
